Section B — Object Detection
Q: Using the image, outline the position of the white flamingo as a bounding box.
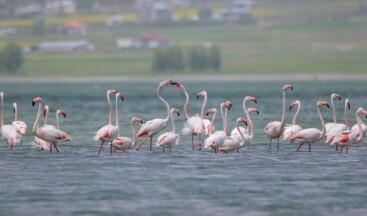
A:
[112,117,143,152]
[231,96,257,139]
[174,82,205,151]
[135,80,176,151]
[93,89,120,155]
[12,103,27,144]
[204,101,232,154]
[1,92,18,150]
[331,107,367,154]
[206,107,217,136]
[289,101,329,152]
[264,84,293,150]
[283,100,303,142]
[32,97,72,153]
[156,108,180,152]
[351,109,367,143]
[197,91,212,135]
[325,93,342,132]
[218,117,248,154]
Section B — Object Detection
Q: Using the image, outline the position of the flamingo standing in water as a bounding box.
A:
[351,108,367,143]
[264,84,293,150]
[32,97,72,153]
[289,101,329,152]
[218,117,248,153]
[206,108,217,136]
[156,108,180,152]
[197,91,212,135]
[174,82,205,151]
[283,100,303,142]
[330,107,367,154]
[93,89,119,155]
[135,80,176,151]
[325,93,342,133]
[231,96,257,140]
[204,101,232,154]
[12,102,27,144]
[1,92,18,150]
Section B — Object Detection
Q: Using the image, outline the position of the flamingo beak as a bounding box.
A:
[348,102,351,110]
[254,99,257,103]
[13,107,15,113]
[177,111,180,116]
[43,109,47,116]
[256,110,259,114]
[289,106,293,110]
[119,94,124,101]
[169,80,175,85]
[61,111,66,118]
[327,104,330,108]
[32,101,35,107]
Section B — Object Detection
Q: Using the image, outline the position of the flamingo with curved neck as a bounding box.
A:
[156,108,180,152]
[12,102,27,135]
[218,118,248,153]
[206,108,217,136]
[135,80,176,151]
[231,96,257,139]
[1,92,18,150]
[107,89,118,125]
[112,117,143,152]
[289,101,329,152]
[264,84,293,150]
[283,100,303,142]
[197,91,212,135]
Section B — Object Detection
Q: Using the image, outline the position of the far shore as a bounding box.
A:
[0,74,367,83]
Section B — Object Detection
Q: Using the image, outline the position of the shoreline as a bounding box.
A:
[0,74,366,83]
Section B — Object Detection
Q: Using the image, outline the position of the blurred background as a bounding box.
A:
[0,0,366,77]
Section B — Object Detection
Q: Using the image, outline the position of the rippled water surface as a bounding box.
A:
[1,80,367,216]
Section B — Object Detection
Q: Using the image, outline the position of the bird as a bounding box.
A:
[283,100,303,142]
[325,93,342,132]
[197,91,212,135]
[12,102,27,144]
[218,118,248,153]
[93,89,120,155]
[264,84,293,150]
[204,101,232,154]
[1,92,18,150]
[330,107,367,154]
[289,101,329,152]
[111,116,143,152]
[231,96,257,140]
[175,82,205,151]
[351,110,367,143]
[135,80,176,151]
[32,97,72,153]
[206,107,217,136]
[156,108,180,152]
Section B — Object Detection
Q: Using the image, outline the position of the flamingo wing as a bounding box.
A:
[137,118,167,137]
[264,121,282,138]
[12,120,27,134]
[156,132,180,147]
[93,124,118,141]
[219,136,241,153]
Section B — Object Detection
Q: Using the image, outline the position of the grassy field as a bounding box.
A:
[1,0,367,76]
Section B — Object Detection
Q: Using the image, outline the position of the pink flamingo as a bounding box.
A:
[330,107,367,154]
[218,118,248,153]
[204,101,232,154]
[351,109,367,143]
[325,93,342,132]
[93,89,120,155]
[264,84,293,150]
[197,91,212,135]
[156,108,180,152]
[112,117,143,152]
[32,97,72,153]
[205,107,217,136]
[12,102,27,138]
[289,101,329,152]
[283,100,303,142]
[231,96,257,139]
[1,92,18,150]
[174,82,205,151]
[135,80,176,151]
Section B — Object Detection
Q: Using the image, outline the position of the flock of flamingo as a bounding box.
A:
[1,80,366,155]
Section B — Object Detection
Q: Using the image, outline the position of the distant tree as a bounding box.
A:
[1,43,24,74]
[152,47,184,72]
[208,46,221,72]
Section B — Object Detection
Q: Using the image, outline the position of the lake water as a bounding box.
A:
[1,80,367,216]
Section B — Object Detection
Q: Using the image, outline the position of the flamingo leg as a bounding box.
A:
[198,134,202,151]
[135,136,149,151]
[346,147,349,154]
[335,144,339,151]
[308,143,311,152]
[214,148,218,154]
[296,143,304,152]
[50,143,53,153]
[98,141,104,155]
[149,136,153,151]
[269,138,272,149]
[114,148,117,153]
[340,146,343,154]
[53,143,60,153]
[276,138,280,151]
[110,142,113,155]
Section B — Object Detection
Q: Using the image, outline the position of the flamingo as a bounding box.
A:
[325,93,342,132]
[12,103,27,144]
[156,108,180,152]
[330,107,367,154]
[32,97,72,153]
[218,118,248,153]
[174,82,205,151]
[204,101,232,154]
[231,96,257,139]
[135,80,176,151]
[289,101,329,152]
[264,84,293,150]
[206,107,217,136]
[351,110,367,143]
[283,100,303,142]
[197,91,212,135]
[112,117,143,152]
[93,89,120,155]
[1,92,18,150]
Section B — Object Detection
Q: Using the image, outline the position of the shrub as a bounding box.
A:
[0,43,24,74]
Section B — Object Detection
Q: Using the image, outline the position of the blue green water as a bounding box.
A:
[0,80,367,215]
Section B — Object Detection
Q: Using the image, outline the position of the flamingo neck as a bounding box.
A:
[292,103,301,125]
[209,111,216,136]
[115,94,120,135]
[236,119,246,145]
[331,95,337,123]
[200,94,207,119]
[44,107,49,126]
[131,120,137,146]
[317,105,326,136]
[1,94,4,127]
[280,89,286,129]
[222,105,228,135]
[107,92,113,125]
[183,90,190,120]
[247,111,253,137]
[344,100,350,129]
[56,112,60,129]
[33,101,42,136]
[157,86,171,123]
[355,112,364,143]
[14,105,18,121]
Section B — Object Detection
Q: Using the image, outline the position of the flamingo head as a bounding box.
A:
[206,108,217,116]
[159,80,176,87]
[116,92,124,101]
[317,101,329,108]
[283,84,293,91]
[248,108,259,114]
[131,117,143,124]
[331,93,341,101]
[32,97,42,106]
[196,91,207,99]
[0,92,3,98]
[43,105,49,116]
[172,81,185,91]
[13,103,17,113]
[346,98,351,110]
[107,89,118,96]
[238,118,248,126]
[289,100,300,110]
[57,109,66,118]
[171,108,180,116]
[225,101,232,110]
[245,96,257,103]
